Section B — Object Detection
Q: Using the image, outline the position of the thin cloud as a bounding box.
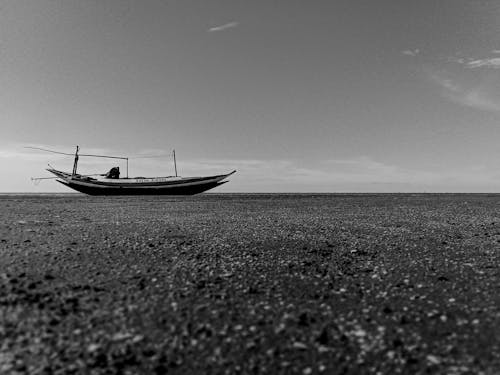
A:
[208,21,239,33]
[467,58,500,68]
[172,157,438,190]
[430,74,500,112]
[447,52,500,68]
[432,75,459,92]
[447,56,468,64]
[176,156,500,192]
[455,90,500,112]
[402,49,420,57]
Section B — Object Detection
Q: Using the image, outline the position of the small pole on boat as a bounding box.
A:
[173,149,178,177]
[72,145,79,177]
[126,158,129,178]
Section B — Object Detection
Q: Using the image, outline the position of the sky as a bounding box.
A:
[2,0,500,192]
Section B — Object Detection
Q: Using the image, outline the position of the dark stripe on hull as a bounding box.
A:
[57,180,227,195]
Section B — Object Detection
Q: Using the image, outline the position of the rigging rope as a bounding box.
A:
[24,146,74,156]
[25,147,173,160]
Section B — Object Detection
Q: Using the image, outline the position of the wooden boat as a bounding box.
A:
[32,146,235,195]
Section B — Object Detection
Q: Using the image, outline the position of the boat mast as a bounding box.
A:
[72,146,79,177]
[173,149,178,177]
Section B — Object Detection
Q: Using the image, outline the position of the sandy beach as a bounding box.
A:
[1,194,499,374]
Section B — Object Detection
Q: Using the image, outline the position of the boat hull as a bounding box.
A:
[47,169,235,196]
[57,180,228,195]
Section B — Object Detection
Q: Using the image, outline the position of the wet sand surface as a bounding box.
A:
[0,194,499,374]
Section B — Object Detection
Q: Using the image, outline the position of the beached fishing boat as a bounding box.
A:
[31,146,235,195]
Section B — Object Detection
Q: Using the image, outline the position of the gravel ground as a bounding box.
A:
[0,193,499,374]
